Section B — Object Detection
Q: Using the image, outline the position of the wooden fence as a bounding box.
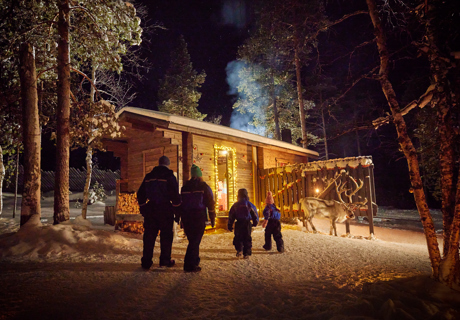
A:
[256,157,378,234]
[3,166,120,192]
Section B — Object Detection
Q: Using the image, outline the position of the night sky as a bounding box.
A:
[134,0,250,125]
[62,0,426,209]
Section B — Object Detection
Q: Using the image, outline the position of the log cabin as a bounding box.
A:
[103,107,319,227]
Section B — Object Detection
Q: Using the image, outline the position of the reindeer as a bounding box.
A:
[299,177,367,236]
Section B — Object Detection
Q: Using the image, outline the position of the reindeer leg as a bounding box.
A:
[332,219,338,236]
[308,218,317,234]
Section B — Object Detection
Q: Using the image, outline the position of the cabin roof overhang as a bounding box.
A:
[117,107,319,158]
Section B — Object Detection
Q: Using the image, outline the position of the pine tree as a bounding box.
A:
[233,0,323,146]
[158,36,206,120]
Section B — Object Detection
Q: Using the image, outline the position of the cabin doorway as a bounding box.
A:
[217,150,229,212]
[214,146,236,215]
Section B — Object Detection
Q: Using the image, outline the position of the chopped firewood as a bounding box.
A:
[117,193,140,215]
[115,220,144,234]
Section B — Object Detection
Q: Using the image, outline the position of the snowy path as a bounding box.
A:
[1,215,443,320]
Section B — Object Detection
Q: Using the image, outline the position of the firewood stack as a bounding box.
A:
[117,193,140,215]
[115,193,144,234]
[115,220,144,234]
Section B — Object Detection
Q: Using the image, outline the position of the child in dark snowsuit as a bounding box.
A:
[228,188,258,258]
[262,191,284,253]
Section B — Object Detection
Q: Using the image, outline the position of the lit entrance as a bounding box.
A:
[214,145,237,215]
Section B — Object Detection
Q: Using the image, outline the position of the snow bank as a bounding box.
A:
[0,216,138,261]
[0,217,458,319]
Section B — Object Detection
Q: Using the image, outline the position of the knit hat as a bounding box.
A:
[159,155,170,167]
[266,191,274,205]
[237,188,249,201]
[191,164,202,177]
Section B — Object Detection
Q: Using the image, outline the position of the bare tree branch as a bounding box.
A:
[372,84,435,128]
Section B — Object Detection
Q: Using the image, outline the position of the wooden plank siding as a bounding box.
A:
[115,124,182,193]
[263,148,308,169]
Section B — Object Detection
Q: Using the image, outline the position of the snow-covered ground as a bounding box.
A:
[0,195,459,319]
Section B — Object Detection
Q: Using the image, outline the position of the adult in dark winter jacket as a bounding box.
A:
[228,188,258,258]
[262,191,284,253]
[180,164,215,272]
[137,155,181,270]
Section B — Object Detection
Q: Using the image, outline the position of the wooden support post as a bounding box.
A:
[365,173,375,239]
[252,146,259,211]
[182,132,192,182]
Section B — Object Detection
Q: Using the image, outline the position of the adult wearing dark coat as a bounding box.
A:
[137,156,181,270]
[180,164,215,272]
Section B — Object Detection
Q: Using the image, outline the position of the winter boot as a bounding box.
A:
[160,260,176,268]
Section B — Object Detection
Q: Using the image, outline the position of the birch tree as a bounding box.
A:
[366,0,460,288]
[70,100,123,219]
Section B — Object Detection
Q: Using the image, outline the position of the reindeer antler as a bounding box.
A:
[345,178,364,203]
[335,180,348,204]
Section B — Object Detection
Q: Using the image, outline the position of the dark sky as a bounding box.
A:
[134,0,251,125]
[63,0,429,208]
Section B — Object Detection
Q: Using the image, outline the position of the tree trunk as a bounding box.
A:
[439,170,460,287]
[421,1,459,287]
[271,74,281,140]
[320,107,328,160]
[13,146,19,219]
[438,103,455,257]
[294,38,307,148]
[0,145,4,217]
[19,42,41,226]
[90,63,97,102]
[81,146,92,219]
[320,90,329,160]
[54,0,71,224]
[366,0,441,278]
[353,105,361,156]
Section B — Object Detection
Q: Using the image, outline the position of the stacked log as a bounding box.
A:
[117,193,140,215]
[115,220,144,234]
[115,193,143,233]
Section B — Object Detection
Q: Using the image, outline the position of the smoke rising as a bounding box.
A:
[225,60,267,136]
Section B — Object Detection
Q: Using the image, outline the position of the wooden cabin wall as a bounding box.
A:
[191,135,255,205]
[262,148,308,169]
[121,125,182,192]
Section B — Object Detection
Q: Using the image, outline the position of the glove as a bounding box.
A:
[253,221,258,227]
[174,215,180,224]
[211,217,215,228]
[228,226,233,232]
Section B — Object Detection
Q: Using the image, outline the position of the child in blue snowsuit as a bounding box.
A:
[262,191,284,253]
[228,188,258,258]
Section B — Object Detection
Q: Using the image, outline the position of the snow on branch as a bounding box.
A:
[372,84,435,128]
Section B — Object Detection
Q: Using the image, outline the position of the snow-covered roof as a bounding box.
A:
[117,107,319,157]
